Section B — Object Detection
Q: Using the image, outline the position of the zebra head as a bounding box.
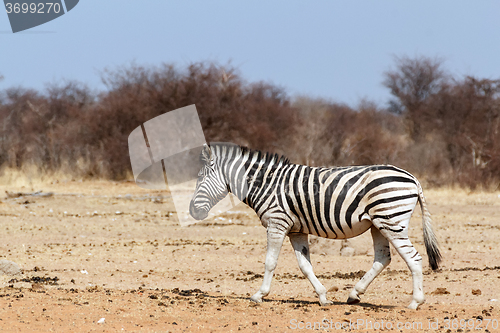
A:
[189,144,229,220]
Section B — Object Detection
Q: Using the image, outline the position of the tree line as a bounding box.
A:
[0,56,499,188]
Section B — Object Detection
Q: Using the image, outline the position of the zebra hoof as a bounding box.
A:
[320,299,333,306]
[346,295,360,305]
[250,294,263,303]
[407,300,422,310]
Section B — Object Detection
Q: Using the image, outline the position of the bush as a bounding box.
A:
[1,58,499,189]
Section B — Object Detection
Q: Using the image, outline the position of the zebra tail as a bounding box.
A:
[417,181,442,270]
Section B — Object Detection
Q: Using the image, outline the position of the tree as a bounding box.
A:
[383,56,448,140]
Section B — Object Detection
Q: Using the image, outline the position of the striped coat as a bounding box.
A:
[190,143,441,309]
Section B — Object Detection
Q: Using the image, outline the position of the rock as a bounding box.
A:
[431,287,450,295]
[31,283,45,291]
[0,260,21,276]
[340,247,355,257]
[309,233,372,256]
[309,236,341,256]
[340,240,356,257]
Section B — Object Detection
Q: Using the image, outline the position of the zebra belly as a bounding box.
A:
[339,217,372,239]
[296,213,372,239]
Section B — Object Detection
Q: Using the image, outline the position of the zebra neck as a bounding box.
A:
[240,161,283,210]
[217,158,250,203]
[215,147,288,210]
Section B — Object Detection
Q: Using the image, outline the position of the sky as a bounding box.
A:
[1,1,500,107]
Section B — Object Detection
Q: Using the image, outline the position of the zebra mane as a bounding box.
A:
[209,142,291,167]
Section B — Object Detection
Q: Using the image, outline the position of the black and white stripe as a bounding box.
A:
[190,143,441,309]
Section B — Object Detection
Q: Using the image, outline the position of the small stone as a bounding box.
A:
[431,287,450,295]
[0,260,21,276]
[340,247,355,256]
[31,283,45,291]
[472,289,482,296]
[97,318,105,324]
[340,240,355,257]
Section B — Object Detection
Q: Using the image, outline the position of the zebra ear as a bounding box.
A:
[201,143,213,163]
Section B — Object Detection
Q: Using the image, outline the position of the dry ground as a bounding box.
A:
[1,180,500,332]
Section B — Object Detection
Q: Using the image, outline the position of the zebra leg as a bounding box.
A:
[373,218,425,310]
[250,229,286,303]
[289,233,331,306]
[347,226,391,305]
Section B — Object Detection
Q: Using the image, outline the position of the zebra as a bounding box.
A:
[189,143,441,309]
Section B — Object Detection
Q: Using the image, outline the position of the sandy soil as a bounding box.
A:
[1,180,500,332]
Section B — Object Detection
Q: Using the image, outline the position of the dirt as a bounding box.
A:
[1,180,500,332]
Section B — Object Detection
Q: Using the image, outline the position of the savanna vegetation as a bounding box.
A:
[1,56,499,188]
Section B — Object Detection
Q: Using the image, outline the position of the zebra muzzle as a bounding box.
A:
[189,201,208,221]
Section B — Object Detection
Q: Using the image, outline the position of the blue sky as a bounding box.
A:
[1,1,500,106]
